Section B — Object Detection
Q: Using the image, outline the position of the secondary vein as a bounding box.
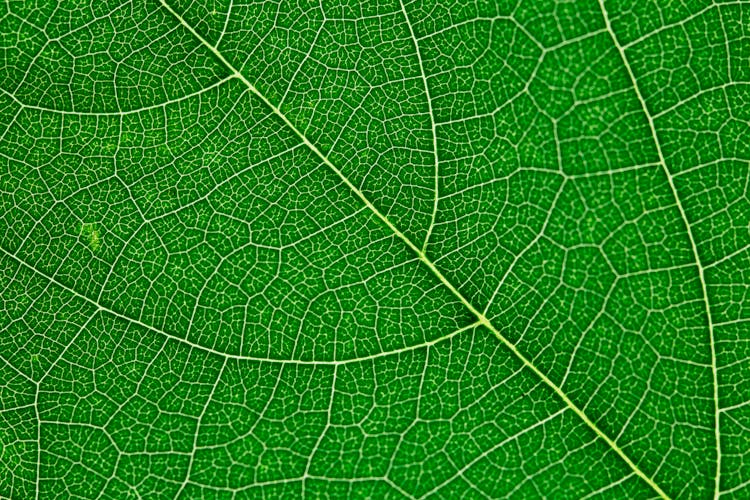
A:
[597,2,721,498]
[397,0,441,253]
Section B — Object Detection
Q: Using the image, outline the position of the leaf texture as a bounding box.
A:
[0,0,749,498]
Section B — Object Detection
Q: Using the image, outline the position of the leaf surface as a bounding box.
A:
[1,0,749,498]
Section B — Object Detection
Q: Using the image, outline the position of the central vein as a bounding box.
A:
[157,1,671,498]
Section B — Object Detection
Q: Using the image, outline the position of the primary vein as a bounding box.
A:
[157,1,670,497]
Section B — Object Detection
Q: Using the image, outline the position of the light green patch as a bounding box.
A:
[80,222,101,252]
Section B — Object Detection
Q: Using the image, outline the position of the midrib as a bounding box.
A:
[158,1,670,497]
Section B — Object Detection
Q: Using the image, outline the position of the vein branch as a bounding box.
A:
[397,0,440,252]
[0,240,475,368]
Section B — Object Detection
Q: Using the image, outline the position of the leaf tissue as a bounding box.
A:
[1,0,749,498]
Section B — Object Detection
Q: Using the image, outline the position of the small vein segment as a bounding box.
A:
[157,1,671,497]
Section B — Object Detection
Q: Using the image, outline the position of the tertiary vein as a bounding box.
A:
[157,0,671,497]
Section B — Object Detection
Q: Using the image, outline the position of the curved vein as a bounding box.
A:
[0,76,235,117]
[597,2,721,498]
[397,0,440,252]
[0,243,476,369]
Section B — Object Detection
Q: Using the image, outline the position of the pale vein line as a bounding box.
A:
[38,310,100,383]
[0,243,476,368]
[215,0,233,48]
[419,407,568,499]
[0,353,33,384]
[0,76,235,117]
[174,357,228,499]
[302,364,337,493]
[719,398,750,414]
[157,1,672,497]
[580,472,637,499]
[706,240,750,270]
[34,382,40,500]
[597,1,721,498]
[398,0,440,252]
[620,2,739,51]
[721,476,750,496]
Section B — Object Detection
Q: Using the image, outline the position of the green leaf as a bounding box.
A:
[1,0,748,498]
